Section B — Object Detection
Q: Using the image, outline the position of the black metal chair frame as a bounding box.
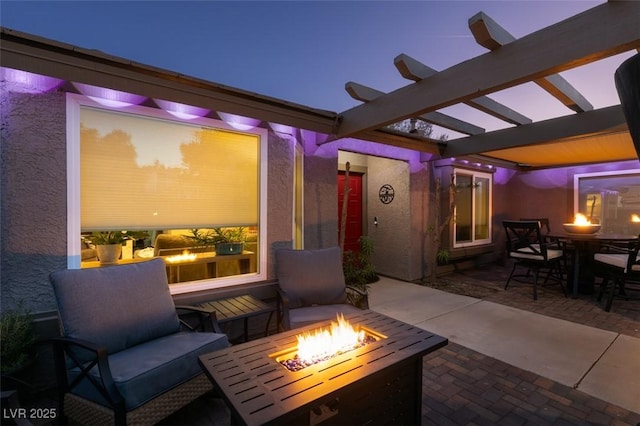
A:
[503,220,568,300]
[519,217,551,235]
[50,307,222,426]
[595,239,640,312]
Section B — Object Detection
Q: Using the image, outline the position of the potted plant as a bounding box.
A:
[1,302,38,383]
[189,227,247,255]
[87,231,129,265]
[343,236,377,308]
[213,227,246,255]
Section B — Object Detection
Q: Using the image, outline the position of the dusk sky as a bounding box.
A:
[1,1,633,138]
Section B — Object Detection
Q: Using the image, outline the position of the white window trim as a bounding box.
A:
[573,169,640,214]
[66,93,268,294]
[453,168,493,248]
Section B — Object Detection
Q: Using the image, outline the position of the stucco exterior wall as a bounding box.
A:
[303,152,339,249]
[500,168,571,228]
[266,132,295,273]
[1,87,67,314]
[408,164,430,280]
[366,156,413,280]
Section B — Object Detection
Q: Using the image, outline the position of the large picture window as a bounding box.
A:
[453,169,492,248]
[574,169,640,234]
[67,95,268,293]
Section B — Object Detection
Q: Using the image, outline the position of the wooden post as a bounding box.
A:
[340,162,351,254]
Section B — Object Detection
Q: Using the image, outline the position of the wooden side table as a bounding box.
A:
[194,295,275,342]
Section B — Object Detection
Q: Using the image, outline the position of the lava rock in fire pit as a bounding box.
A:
[280,335,377,372]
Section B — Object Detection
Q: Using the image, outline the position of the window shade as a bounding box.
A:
[80,107,259,231]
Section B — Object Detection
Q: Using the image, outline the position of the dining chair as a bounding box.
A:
[503,220,568,300]
[519,218,551,235]
[593,238,640,312]
[275,246,368,330]
[520,217,575,279]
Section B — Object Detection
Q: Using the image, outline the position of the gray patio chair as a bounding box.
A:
[503,220,567,300]
[49,258,230,425]
[275,246,368,330]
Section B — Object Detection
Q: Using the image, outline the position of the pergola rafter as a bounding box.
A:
[336,0,640,153]
[468,11,593,113]
[394,53,532,126]
[344,81,484,135]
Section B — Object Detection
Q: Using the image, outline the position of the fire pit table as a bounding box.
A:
[199,309,447,426]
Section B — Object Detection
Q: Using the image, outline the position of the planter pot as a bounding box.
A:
[96,244,122,265]
[215,242,244,255]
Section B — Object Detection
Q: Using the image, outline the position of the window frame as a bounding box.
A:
[573,168,640,233]
[66,93,269,294]
[452,168,493,248]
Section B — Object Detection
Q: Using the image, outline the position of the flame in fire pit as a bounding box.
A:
[296,314,366,364]
[271,314,385,372]
[573,213,591,225]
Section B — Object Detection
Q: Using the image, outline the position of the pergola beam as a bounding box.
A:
[394,53,531,125]
[468,11,593,113]
[442,105,627,156]
[336,1,640,138]
[345,81,484,135]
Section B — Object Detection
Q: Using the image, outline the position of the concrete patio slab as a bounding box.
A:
[416,300,617,388]
[578,334,640,414]
[368,277,479,325]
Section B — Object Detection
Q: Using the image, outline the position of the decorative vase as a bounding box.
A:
[96,244,122,265]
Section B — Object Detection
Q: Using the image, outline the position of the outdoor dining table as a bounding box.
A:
[548,232,639,299]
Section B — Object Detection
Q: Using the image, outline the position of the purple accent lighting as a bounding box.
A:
[338,138,416,161]
[74,82,146,107]
[518,168,568,189]
[571,160,640,176]
[218,112,261,130]
[1,67,63,94]
[493,167,516,185]
[153,99,209,119]
[268,122,295,137]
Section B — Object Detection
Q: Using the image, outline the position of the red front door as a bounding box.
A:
[338,172,363,253]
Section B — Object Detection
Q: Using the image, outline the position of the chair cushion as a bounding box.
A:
[509,248,563,261]
[276,247,347,309]
[289,304,362,329]
[595,253,640,273]
[70,331,229,410]
[50,259,180,355]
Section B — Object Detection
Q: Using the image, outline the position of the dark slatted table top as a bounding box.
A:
[199,310,448,426]
[195,295,274,323]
